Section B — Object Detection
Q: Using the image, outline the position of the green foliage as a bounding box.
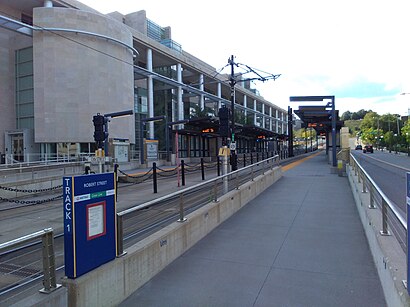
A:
[402,120,410,143]
[344,120,361,135]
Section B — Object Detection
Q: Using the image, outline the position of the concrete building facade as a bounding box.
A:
[0,0,288,164]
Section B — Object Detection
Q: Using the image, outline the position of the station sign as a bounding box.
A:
[63,172,117,279]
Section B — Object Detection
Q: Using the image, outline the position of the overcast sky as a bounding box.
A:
[80,0,410,116]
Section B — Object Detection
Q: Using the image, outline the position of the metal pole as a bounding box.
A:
[165,118,170,162]
[181,160,185,186]
[39,228,61,293]
[380,199,390,236]
[229,55,237,171]
[140,121,144,165]
[331,96,337,167]
[223,151,228,194]
[153,162,157,193]
[177,193,187,222]
[201,158,205,180]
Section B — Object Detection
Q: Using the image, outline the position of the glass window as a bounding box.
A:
[18,89,34,103]
[16,47,33,63]
[17,103,34,117]
[17,61,33,77]
[18,76,33,90]
[18,117,34,130]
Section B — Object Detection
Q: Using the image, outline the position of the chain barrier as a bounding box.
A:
[156,166,178,177]
[0,184,63,193]
[203,162,217,169]
[118,168,153,179]
[0,194,63,205]
[118,168,154,184]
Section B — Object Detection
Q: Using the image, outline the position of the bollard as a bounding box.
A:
[181,160,185,186]
[39,229,61,293]
[201,158,205,180]
[153,162,158,193]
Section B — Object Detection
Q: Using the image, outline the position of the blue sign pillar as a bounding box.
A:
[64,172,117,279]
[407,173,410,294]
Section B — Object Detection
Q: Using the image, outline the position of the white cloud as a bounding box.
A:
[80,0,410,115]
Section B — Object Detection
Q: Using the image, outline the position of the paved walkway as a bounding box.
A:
[120,151,386,307]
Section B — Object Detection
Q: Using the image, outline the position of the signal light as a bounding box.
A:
[218,107,230,137]
[92,114,108,148]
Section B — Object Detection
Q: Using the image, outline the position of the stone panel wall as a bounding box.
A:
[33,7,134,143]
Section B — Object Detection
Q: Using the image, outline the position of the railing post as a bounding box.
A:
[181,160,185,186]
[358,170,361,183]
[380,199,390,236]
[177,193,187,222]
[369,186,376,209]
[201,158,205,180]
[256,152,259,162]
[39,228,61,294]
[251,165,254,181]
[235,172,239,189]
[153,162,158,193]
[243,154,246,168]
[361,175,366,193]
[217,157,221,176]
[213,179,218,202]
[116,214,126,256]
[250,153,253,165]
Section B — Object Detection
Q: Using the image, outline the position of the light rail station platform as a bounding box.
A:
[120,151,386,306]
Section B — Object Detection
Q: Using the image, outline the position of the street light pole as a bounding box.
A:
[228,55,237,171]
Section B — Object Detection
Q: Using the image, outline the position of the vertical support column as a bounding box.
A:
[269,107,273,131]
[199,74,204,110]
[262,104,265,128]
[331,97,337,167]
[243,95,247,117]
[177,63,184,129]
[254,99,257,126]
[217,82,222,110]
[275,110,279,133]
[147,48,154,139]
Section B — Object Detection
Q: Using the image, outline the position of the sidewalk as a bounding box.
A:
[120,151,386,307]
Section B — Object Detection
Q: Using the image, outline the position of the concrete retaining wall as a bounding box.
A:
[347,165,410,307]
[62,166,283,307]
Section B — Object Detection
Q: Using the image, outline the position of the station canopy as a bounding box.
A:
[290,96,343,134]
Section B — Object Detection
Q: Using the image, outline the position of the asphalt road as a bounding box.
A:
[350,149,410,214]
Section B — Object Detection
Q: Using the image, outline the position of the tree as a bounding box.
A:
[341,111,352,121]
[360,112,379,130]
[384,131,394,152]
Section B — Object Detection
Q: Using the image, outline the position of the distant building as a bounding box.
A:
[0,0,287,163]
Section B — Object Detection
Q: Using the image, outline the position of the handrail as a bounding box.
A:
[350,153,406,230]
[118,155,279,217]
[0,228,61,294]
[0,228,52,251]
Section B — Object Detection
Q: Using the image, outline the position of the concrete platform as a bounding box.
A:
[120,151,386,307]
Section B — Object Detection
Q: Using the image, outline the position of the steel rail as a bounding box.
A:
[350,153,406,230]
